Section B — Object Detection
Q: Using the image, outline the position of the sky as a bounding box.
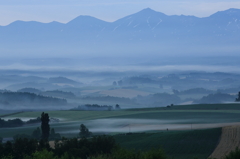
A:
[0,0,240,26]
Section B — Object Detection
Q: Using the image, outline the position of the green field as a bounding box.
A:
[1,103,239,158]
[113,128,221,159]
[129,103,240,110]
[1,103,240,138]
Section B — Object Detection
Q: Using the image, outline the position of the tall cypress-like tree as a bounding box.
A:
[41,112,50,140]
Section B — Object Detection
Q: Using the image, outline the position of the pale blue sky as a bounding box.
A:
[0,0,240,26]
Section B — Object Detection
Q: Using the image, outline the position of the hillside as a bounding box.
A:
[0,92,68,109]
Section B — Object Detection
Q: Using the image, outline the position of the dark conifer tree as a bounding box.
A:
[41,112,50,140]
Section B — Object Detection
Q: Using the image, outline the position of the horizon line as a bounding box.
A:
[1,7,239,27]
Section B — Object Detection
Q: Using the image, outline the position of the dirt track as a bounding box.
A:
[209,125,240,159]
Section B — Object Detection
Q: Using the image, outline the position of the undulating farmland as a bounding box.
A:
[1,104,240,138]
[1,103,240,158]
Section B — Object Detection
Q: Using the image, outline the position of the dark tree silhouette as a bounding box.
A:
[115,104,121,110]
[79,124,92,138]
[236,92,240,102]
[31,127,41,140]
[41,112,50,140]
[49,128,61,140]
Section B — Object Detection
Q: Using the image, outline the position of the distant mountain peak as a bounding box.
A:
[210,8,240,18]
[226,8,240,12]
[141,8,156,12]
[137,8,158,14]
[129,7,167,18]
[225,8,240,15]
[67,15,108,26]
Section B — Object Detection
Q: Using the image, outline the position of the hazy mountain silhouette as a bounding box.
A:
[1,8,240,58]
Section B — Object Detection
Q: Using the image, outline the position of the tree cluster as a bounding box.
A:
[0,135,119,159]
[73,104,113,111]
[0,118,24,128]
[0,138,167,159]
[0,111,167,159]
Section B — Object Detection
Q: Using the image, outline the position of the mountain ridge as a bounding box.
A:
[3,8,240,26]
[0,8,240,58]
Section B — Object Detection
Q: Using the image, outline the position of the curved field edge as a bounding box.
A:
[1,109,240,138]
[210,126,240,159]
[113,128,221,159]
[4,109,240,122]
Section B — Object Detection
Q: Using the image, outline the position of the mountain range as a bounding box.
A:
[0,8,240,59]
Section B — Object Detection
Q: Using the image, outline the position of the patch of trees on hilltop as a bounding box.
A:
[17,88,76,99]
[81,96,135,104]
[72,104,121,111]
[173,88,214,95]
[17,88,42,94]
[0,116,59,128]
[0,118,24,128]
[0,92,67,107]
[0,117,40,128]
[40,90,76,99]
[134,93,181,107]
[194,93,235,104]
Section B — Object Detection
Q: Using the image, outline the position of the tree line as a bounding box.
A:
[0,117,43,128]
[72,104,121,111]
[0,112,166,159]
[0,92,67,107]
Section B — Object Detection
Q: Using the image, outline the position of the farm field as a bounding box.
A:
[130,103,240,110]
[114,128,221,159]
[1,103,240,138]
[0,110,21,116]
[210,125,240,159]
[1,103,240,158]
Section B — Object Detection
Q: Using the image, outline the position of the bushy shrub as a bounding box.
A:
[24,149,57,159]
[224,147,240,159]
[90,148,167,159]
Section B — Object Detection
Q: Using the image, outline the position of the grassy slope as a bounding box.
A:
[129,103,240,111]
[106,111,240,124]
[0,104,236,158]
[0,103,240,138]
[0,110,143,121]
[114,128,222,159]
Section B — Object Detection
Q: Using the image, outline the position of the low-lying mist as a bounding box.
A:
[0,57,240,110]
[58,118,240,134]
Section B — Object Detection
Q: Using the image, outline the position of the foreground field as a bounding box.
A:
[1,103,240,137]
[1,103,240,158]
[114,128,221,159]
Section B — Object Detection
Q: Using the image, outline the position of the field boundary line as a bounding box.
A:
[209,125,240,159]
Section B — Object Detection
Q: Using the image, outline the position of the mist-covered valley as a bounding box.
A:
[0,67,240,112]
